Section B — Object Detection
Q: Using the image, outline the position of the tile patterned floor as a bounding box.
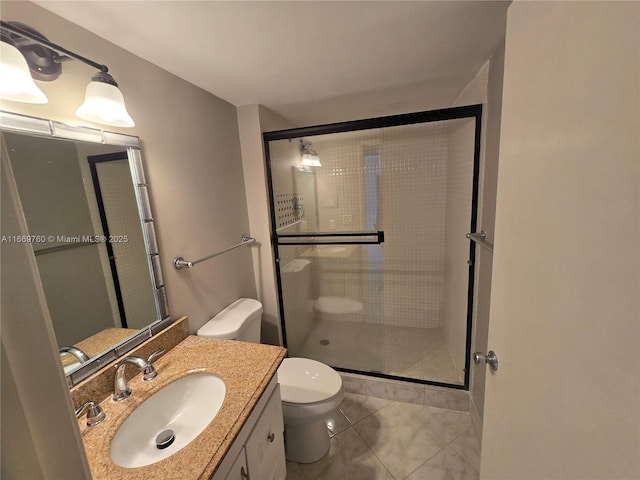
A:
[292,320,463,385]
[285,393,480,480]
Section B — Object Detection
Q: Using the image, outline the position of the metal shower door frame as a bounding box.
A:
[263,104,482,390]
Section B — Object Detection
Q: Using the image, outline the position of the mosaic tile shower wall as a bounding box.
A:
[312,123,449,329]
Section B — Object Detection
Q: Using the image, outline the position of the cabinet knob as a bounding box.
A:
[267,432,275,443]
[240,466,250,480]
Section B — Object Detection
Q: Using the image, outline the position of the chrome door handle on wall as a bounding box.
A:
[466,230,494,253]
[473,350,499,371]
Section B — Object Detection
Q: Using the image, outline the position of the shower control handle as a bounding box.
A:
[473,350,499,371]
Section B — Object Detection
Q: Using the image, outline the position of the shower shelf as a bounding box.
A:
[466,231,494,253]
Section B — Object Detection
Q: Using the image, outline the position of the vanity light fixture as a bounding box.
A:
[0,21,134,127]
[299,138,321,167]
[75,71,134,128]
[0,39,48,103]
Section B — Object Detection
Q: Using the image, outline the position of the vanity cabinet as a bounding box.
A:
[244,382,286,479]
[215,376,286,480]
[224,447,248,480]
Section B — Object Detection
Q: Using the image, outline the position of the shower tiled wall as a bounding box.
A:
[312,124,450,329]
[379,124,449,328]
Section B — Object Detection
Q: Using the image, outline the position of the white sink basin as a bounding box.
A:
[110,373,225,468]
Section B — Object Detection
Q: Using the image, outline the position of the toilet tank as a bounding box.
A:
[196,298,263,342]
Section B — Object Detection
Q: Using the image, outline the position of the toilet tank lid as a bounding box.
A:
[197,298,263,340]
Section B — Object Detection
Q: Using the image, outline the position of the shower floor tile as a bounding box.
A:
[285,393,480,480]
[290,320,463,385]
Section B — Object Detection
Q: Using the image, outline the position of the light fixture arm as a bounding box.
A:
[0,20,109,73]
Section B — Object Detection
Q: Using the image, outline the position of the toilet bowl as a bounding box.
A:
[278,357,344,463]
[197,298,344,463]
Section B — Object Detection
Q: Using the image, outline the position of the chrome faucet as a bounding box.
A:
[59,346,90,363]
[75,401,105,427]
[112,349,164,402]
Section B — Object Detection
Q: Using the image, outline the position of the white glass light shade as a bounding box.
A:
[0,41,48,103]
[75,80,134,127]
[301,151,321,167]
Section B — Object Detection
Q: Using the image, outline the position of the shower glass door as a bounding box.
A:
[265,106,481,388]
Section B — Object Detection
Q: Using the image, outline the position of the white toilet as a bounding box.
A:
[197,298,344,463]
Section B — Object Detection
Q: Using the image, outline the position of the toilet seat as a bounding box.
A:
[278,357,342,405]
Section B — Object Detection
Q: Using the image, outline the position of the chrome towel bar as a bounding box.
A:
[173,235,255,270]
[466,231,494,253]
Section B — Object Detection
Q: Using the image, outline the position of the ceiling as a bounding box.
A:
[34,1,509,126]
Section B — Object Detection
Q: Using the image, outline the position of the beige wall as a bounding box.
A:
[237,105,296,345]
[481,2,639,477]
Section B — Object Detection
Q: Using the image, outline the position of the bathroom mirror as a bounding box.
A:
[0,110,171,386]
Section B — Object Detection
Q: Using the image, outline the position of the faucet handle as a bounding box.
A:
[142,349,165,381]
[147,348,165,363]
[75,401,106,427]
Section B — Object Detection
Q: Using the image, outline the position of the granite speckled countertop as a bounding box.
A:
[78,335,286,480]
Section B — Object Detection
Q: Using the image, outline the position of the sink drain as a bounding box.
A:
[319,339,330,346]
[155,429,175,449]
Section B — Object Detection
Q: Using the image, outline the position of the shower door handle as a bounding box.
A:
[473,350,499,371]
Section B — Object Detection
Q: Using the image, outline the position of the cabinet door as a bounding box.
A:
[224,446,249,480]
[245,385,286,480]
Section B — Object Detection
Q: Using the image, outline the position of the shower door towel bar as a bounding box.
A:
[466,231,494,253]
[276,230,384,246]
[173,235,255,270]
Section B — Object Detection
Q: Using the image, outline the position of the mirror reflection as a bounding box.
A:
[1,127,165,377]
[292,166,319,232]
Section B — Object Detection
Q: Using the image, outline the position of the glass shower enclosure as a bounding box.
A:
[264,105,481,388]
